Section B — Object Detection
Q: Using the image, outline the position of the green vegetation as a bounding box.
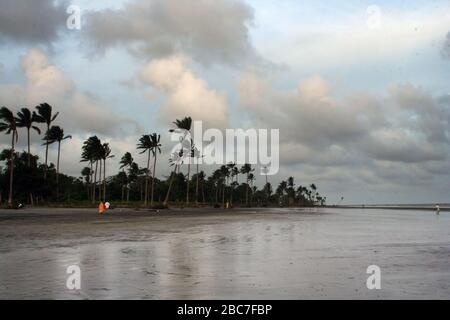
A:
[0,105,325,208]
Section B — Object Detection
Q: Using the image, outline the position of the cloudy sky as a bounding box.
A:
[0,0,449,204]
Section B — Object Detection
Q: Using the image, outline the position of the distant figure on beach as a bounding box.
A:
[105,202,111,210]
[435,204,440,215]
[98,201,106,215]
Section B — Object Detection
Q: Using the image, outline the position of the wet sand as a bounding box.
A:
[0,207,449,299]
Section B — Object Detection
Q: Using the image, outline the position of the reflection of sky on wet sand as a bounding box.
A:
[0,208,449,299]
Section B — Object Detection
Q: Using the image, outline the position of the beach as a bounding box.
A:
[0,207,449,299]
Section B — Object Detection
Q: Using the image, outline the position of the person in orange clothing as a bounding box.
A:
[98,201,106,215]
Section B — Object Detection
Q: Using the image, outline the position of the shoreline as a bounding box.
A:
[329,205,450,212]
[1,206,449,299]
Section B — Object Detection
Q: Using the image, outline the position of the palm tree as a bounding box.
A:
[198,170,206,203]
[240,163,253,206]
[81,167,92,199]
[192,145,202,205]
[43,126,72,200]
[16,108,41,166]
[171,117,192,205]
[127,162,140,201]
[137,134,153,205]
[150,133,161,206]
[185,141,194,206]
[119,152,134,202]
[287,176,295,205]
[248,172,255,206]
[81,136,102,203]
[35,103,59,178]
[227,162,236,206]
[164,149,184,206]
[100,143,114,200]
[310,183,317,203]
[277,180,288,206]
[0,107,19,206]
[211,169,222,205]
[220,165,229,208]
[262,166,270,205]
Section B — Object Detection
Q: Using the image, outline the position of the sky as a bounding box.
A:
[0,0,449,204]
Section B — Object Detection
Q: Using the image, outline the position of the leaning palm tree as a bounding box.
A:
[81,136,102,203]
[43,126,72,200]
[149,133,161,206]
[0,107,19,207]
[171,117,192,205]
[137,134,153,205]
[35,103,59,178]
[16,108,41,166]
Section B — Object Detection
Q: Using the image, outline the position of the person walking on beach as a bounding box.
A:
[435,204,440,215]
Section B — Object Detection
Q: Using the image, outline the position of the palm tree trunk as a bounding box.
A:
[250,181,254,206]
[8,131,15,207]
[245,179,249,206]
[27,128,31,166]
[186,159,190,205]
[126,167,130,202]
[230,179,233,207]
[150,151,157,206]
[89,161,93,201]
[44,124,49,179]
[222,181,225,208]
[145,149,150,205]
[202,182,205,203]
[92,160,98,204]
[265,174,268,204]
[27,128,33,205]
[196,162,199,205]
[215,183,219,204]
[98,160,102,200]
[56,140,60,201]
[103,159,106,201]
[163,167,177,206]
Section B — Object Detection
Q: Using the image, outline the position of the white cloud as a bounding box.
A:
[0,49,142,176]
[140,55,229,129]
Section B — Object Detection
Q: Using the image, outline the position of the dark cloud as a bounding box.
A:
[83,0,259,66]
[0,0,68,44]
[237,73,450,181]
[442,31,450,59]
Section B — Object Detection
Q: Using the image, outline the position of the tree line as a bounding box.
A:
[0,103,325,208]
